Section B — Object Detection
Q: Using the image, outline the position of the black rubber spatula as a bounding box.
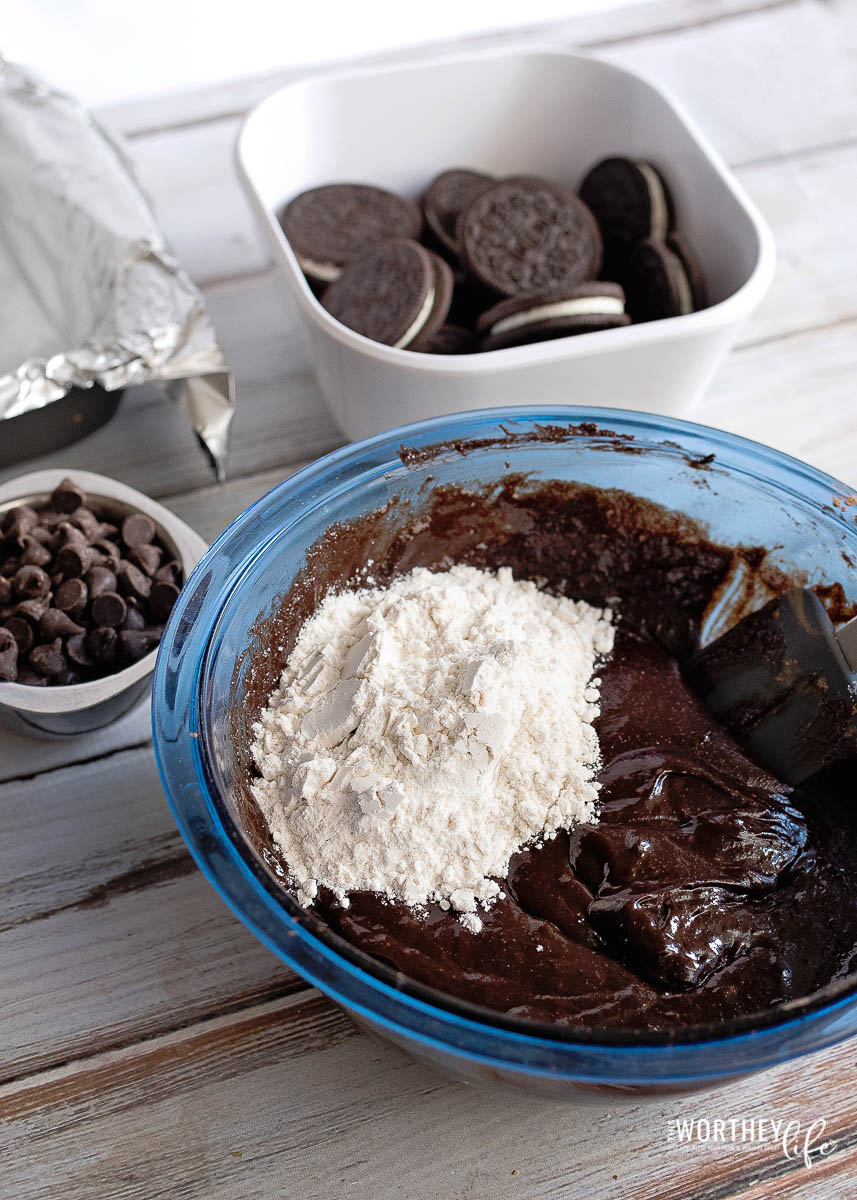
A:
[685,588,857,785]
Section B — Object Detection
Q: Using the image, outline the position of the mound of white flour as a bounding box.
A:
[250,564,614,931]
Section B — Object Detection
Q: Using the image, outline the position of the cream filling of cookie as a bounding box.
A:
[297,256,342,282]
[490,295,625,336]
[394,286,436,349]
[671,255,694,315]
[636,161,669,242]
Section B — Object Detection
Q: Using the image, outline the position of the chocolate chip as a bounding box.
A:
[129,543,162,576]
[119,628,156,661]
[154,560,182,586]
[92,591,127,628]
[35,509,67,529]
[67,633,93,668]
[56,543,95,577]
[1,505,38,535]
[15,598,48,625]
[0,577,11,605]
[88,626,118,662]
[55,578,89,613]
[29,638,67,677]
[121,604,146,632]
[40,609,85,639]
[1,557,21,578]
[70,507,101,539]
[117,561,151,601]
[5,616,35,653]
[30,525,54,545]
[0,626,18,680]
[14,564,51,598]
[51,477,87,514]
[93,538,121,566]
[149,580,180,621]
[86,565,118,598]
[54,521,88,548]
[16,668,47,687]
[20,536,53,567]
[121,513,156,548]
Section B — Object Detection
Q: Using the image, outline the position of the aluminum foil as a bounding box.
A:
[0,57,234,479]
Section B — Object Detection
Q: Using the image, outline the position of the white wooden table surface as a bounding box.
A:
[2,2,857,1196]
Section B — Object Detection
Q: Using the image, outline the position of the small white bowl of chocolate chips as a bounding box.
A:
[0,470,207,737]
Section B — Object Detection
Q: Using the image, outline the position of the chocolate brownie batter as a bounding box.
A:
[242,476,857,1032]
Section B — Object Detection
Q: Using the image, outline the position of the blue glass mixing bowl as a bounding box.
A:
[152,407,857,1100]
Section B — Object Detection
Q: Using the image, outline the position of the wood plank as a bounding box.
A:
[601,0,857,168]
[99,0,788,137]
[0,700,151,787]
[738,142,857,345]
[703,318,857,488]
[162,462,309,545]
[131,116,270,285]
[724,1150,857,1200]
[3,988,856,1200]
[0,745,183,928]
[0,862,301,1083]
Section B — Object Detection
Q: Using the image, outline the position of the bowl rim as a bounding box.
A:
[153,405,857,1058]
[235,42,776,373]
[0,468,208,714]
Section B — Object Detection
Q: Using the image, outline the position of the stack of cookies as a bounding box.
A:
[279,158,706,355]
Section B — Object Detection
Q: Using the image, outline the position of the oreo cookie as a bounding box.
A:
[477,283,630,351]
[421,169,494,256]
[321,240,453,349]
[458,176,602,298]
[413,324,477,355]
[579,157,674,269]
[623,235,707,323]
[279,184,423,284]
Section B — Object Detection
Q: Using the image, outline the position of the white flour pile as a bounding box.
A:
[250,564,614,931]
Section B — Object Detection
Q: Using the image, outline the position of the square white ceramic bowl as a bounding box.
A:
[237,45,775,441]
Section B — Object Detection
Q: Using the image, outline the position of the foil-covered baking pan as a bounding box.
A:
[0,57,234,478]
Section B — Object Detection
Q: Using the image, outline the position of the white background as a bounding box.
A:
[3,0,645,106]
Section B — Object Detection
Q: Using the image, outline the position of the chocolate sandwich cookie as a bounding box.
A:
[477,283,630,351]
[279,184,423,285]
[623,235,707,323]
[458,176,602,298]
[321,240,453,349]
[421,168,494,256]
[579,156,674,268]
[412,324,477,355]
